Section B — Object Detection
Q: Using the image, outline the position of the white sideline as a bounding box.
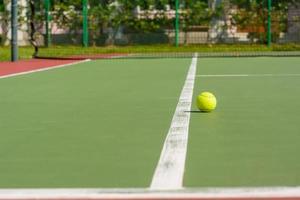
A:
[197,74,300,78]
[150,54,198,190]
[0,59,91,79]
[1,187,300,199]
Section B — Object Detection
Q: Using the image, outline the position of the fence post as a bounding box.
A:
[267,0,272,47]
[175,0,179,47]
[82,0,89,47]
[11,0,18,62]
[44,0,51,47]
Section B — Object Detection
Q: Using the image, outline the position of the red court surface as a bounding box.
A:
[0,59,83,77]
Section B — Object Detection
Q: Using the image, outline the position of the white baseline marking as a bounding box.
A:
[1,187,300,199]
[150,54,198,190]
[0,59,91,80]
[197,74,300,78]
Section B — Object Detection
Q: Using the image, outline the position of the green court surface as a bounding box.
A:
[1,56,300,189]
[0,58,190,188]
[185,57,300,187]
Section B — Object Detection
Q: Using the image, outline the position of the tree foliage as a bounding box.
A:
[230,0,299,43]
[1,0,299,46]
[41,0,213,45]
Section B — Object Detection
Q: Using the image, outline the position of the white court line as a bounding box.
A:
[197,74,300,78]
[1,187,300,199]
[0,59,91,80]
[150,54,198,190]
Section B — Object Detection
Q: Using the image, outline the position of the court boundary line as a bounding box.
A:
[1,187,300,199]
[150,54,198,190]
[0,59,91,80]
[197,74,300,78]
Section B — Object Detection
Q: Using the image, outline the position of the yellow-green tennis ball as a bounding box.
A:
[196,92,217,112]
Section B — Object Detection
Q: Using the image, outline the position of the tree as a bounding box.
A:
[51,0,82,44]
[26,0,46,56]
[88,1,114,46]
[229,0,298,43]
[100,0,171,45]
[116,0,170,33]
[181,0,213,44]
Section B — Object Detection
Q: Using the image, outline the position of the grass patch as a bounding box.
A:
[0,46,35,61]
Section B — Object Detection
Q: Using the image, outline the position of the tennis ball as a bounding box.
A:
[196,92,217,112]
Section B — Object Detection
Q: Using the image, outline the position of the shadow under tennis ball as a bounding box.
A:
[185,110,212,113]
